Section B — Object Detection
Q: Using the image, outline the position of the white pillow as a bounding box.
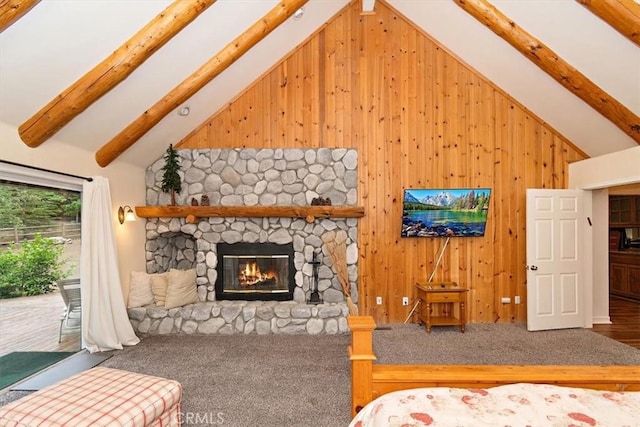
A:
[128,271,154,308]
[150,272,170,307]
[164,268,199,309]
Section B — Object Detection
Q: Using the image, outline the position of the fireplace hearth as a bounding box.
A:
[216,242,295,301]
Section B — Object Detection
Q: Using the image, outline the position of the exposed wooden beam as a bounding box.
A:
[454,0,640,145]
[95,0,309,167]
[576,0,640,47]
[0,0,39,33]
[18,0,216,148]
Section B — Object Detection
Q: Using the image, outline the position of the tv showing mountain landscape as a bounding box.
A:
[401,188,491,237]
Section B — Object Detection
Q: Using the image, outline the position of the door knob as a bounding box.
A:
[527,265,538,271]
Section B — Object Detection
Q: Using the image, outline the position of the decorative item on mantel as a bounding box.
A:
[190,197,199,206]
[322,229,358,315]
[200,195,210,206]
[161,144,182,206]
[311,197,332,206]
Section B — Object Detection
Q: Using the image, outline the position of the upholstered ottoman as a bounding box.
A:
[0,367,182,426]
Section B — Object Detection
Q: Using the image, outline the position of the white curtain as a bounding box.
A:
[81,176,139,352]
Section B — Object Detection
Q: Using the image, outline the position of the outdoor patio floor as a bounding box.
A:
[0,292,80,357]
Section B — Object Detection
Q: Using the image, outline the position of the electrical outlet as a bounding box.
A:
[501,297,511,304]
[402,296,409,306]
[514,296,521,304]
[376,296,383,305]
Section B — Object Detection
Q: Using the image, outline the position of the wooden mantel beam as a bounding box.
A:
[454,0,640,145]
[18,0,216,148]
[0,0,40,33]
[95,0,309,167]
[576,0,640,47]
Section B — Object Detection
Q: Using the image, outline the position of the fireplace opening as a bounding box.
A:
[215,242,295,301]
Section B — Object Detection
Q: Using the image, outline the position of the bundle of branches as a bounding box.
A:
[321,230,359,316]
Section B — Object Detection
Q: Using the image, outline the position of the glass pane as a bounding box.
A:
[0,180,82,356]
[222,255,289,293]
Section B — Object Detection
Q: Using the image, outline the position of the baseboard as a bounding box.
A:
[591,316,612,325]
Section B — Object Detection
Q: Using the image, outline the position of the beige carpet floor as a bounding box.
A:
[1,324,638,427]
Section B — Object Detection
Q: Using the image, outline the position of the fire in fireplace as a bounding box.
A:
[215,242,295,301]
[238,260,278,288]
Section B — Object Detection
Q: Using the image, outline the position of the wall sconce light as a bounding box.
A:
[118,205,136,224]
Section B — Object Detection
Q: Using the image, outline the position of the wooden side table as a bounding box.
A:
[415,282,468,333]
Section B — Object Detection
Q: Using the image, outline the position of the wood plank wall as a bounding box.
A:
[177,0,587,324]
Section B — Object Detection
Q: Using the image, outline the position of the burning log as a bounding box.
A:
[239,262,277,288]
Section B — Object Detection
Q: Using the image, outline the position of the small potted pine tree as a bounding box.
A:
[161,144,182,206]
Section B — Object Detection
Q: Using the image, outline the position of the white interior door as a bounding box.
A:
[526,189,585,331]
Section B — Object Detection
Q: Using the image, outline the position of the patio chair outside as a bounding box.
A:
[57,278,81,342]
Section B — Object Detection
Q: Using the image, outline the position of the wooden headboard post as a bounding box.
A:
[347,315,377,418]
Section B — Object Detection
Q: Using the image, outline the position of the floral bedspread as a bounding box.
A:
[349,383,640,427]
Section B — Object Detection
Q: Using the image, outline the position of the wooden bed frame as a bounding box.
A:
[348,316,640,417]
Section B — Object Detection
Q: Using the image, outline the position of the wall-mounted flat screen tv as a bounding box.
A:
[401,188,491,237]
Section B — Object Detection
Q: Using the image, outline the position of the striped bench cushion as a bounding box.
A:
[0,367,182,427]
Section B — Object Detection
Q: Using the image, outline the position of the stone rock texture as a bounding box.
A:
[128,301,350,335]
[138,149,359,335]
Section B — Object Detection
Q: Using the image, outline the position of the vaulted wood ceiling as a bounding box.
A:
[454,0,639,143]
[1,0,638,167]
[17,0,217,149]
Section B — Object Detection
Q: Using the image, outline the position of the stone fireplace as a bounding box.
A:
[128,148,359,335]
[215,242,295,301]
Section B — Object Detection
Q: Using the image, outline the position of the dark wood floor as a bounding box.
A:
[592,296,640,350]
